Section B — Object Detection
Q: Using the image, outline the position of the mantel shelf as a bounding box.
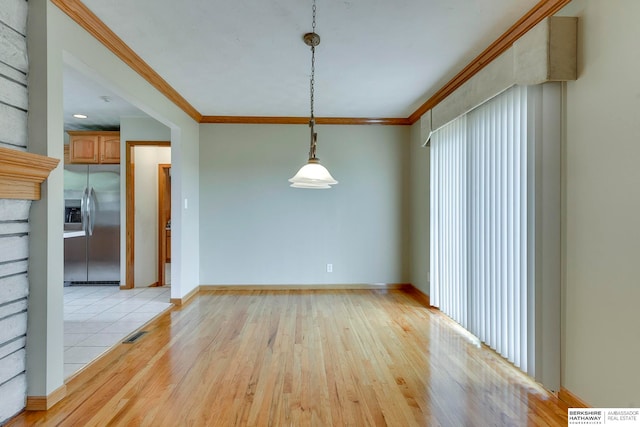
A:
[0,147,60,200]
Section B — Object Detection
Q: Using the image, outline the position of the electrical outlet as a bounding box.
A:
[326,263,333,273]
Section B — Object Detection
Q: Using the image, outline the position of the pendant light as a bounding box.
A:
[289,0,338,189]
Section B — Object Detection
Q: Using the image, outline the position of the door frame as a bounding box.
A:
[157,164,171,287]
[124,140,171,289]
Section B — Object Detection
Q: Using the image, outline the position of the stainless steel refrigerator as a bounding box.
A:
[64,164,120,284]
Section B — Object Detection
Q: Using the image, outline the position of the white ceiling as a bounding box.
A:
[63,65,149,130]
[68,0,540,120]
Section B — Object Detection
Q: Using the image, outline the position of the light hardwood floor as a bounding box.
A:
[8,290,568,426]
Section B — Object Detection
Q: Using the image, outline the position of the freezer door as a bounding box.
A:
[64,165,89,282]
[64,223,88,282]
[87,165,121,283]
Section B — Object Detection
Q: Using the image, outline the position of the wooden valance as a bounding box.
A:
[0,147,60,200]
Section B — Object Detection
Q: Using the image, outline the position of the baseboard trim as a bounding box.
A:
[198,283,410,291]
[559,387,590,408]
[173,282,421,304]
[402,284,431,307]
[170,286,199,306]
[26,384,67,411]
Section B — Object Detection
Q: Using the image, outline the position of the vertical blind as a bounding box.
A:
[430,116,468,328]
[430,85,532,374]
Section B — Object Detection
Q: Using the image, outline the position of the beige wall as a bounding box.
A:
[408,122,430,294]
[559,0,640,407]
[199,124,410,285]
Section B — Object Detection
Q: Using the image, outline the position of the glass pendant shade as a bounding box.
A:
[289,159,338,189]
[291,182,331,189]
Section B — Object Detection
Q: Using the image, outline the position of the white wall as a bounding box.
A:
[120,116,170,141]
[199,124,410,285]
[25,0,199,400]
[26,0,66,402]
[133,146,171,287]
[558,0,640,407]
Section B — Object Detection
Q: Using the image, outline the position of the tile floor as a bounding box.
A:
[64,285,172,379]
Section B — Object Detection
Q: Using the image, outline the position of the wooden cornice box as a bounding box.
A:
[0,147,60,200]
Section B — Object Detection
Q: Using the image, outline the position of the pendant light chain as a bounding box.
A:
[288,0,338,188]
[310,0,316,120]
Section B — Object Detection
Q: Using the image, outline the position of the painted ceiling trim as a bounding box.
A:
[52,0,570,127]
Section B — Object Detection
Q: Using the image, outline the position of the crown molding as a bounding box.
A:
[51,0,202,122]
[0,147,60,200]
[407,0,572,124]
[200,116,411,126]
[54,0,570,127]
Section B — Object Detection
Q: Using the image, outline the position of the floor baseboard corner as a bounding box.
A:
[170,285,200,306]
[403,284,431,308]
[559,387,590,408]
[26,384,67,411]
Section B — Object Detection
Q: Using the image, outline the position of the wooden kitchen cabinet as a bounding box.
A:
[68,131,120,164]
[68,133,99,163]
[100,135,121,164]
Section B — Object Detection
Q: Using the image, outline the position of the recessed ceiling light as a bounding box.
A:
[73,114,88,119]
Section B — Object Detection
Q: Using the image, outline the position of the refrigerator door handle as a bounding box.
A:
[87,187,97,236]
[81,187,89,234]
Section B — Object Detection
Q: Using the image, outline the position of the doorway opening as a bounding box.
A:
[158,164,171,287]
[124,141,171,289]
